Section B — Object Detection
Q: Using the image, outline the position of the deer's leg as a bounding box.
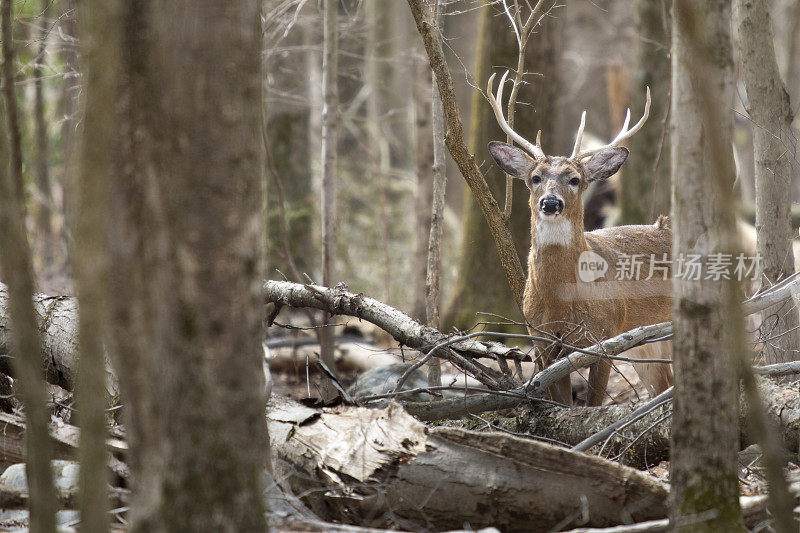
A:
[587,358,611,406]
[631,341,674,396]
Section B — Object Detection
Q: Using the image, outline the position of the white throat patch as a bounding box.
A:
[536,217,573,247]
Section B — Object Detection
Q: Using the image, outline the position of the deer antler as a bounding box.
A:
[487,70,545,160]
[570,86,651,161]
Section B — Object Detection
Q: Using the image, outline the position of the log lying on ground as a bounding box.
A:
[268,395,669,532]
[0,411,129,480]
[514,376,800,469]
[561,471,800,532]
[0,283,118,397]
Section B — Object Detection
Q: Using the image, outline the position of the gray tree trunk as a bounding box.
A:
[425,0,446,386]
[72,0,121,528]
[669,1,746,530]
[319,0,340,401]
[33,0,53,270]
[736,0,799,366]
[411,45,433,322]
[111,2,267,530]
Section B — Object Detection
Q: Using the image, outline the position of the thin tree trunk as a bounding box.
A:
[365,0,393,305]
[58,0,79,267]
[112,2,267,529]
[0,1,58,529]
[72,0,121,528]
[319,0,340,401]
[670,1,745,530]
[411,46,433,322]
[425,0,446,387]
[736,0,799,366]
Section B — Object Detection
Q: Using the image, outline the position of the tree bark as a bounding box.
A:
[411,44,433,323]
[425,0,446,386]
[319,0,340,402]
[736,0,799,367]
[0,2,58,529]
[670,1,745,530]
[111,2,267,530]
[0,283,118,395]
[33,0,53,270]
[72,0,122,528]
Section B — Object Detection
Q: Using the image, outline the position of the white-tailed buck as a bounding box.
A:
[487,71,673,406]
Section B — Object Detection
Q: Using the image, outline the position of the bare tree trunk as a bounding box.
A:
[736,0,799,366]
[58,0,79,268]
[319,0,340,401]
[0,1,58,529]
[112,2,267,530]
[411,47,433,322]
[621,0,671,224]
[669,1,745,530]
[72,0,121,528]
[364,0,393,305]
[33,0,53,271]
[425,0,446,387]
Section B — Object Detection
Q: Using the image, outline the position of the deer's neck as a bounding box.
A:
[527,214,587,291]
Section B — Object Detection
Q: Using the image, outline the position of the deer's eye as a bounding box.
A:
[569,177,580,186]
[531,175,542,185]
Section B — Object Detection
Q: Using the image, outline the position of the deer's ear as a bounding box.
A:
[488,141,535,179]
[585,147,629,182]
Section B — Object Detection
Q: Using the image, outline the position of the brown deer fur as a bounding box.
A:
[489,146,673,406]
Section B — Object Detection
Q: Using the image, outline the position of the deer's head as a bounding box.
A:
[485,71,650,229]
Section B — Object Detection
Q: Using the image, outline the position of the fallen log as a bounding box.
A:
[267,395,669,532]
[0,283,117,397]
[487,376,799,469]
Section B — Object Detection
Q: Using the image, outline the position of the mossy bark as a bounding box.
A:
[669,1,746,530]
[446,3,562,331]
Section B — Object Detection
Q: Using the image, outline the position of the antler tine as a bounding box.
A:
[569,110,587,159]
[487,70,545,160]
[610,108,631,145]
[571,86,652,162]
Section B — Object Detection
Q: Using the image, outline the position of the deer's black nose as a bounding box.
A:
[540,196,564,215]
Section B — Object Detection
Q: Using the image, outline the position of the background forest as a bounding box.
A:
[0,0,799,531]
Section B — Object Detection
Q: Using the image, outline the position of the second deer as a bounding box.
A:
[487,71,673,406]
